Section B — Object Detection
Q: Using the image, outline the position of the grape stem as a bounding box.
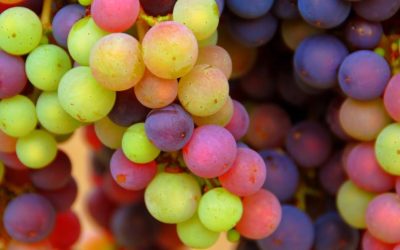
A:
[137,9,173,41]
[41,0,53,33]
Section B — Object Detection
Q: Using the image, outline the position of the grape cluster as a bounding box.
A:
[2,0,400,249]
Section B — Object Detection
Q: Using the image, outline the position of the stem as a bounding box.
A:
[204,179,214,190]
[41,0,53,33]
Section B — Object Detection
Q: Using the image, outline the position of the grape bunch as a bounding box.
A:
[2,0,400,249]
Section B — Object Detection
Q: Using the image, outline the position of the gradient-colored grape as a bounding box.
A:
[196,45,232,79]
[384,74,400,122]
[362,230,395,250]
[225,100,249,140]
[0,129,16,153]
[0,50,27,98]
[193,96,233,127]
[90,33,145,91]
[94,116,127,149]
[142,21,198,79]
[281,19,322,51]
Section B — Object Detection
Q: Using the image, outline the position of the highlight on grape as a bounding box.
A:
[1,0,400,249]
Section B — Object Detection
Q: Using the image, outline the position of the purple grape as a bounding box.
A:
[30,150,72,190]
[39,177,78,212]
[345,17,383,49]
[86,187,117,230]
[294,34,348,89]
[227,0,274,19]
[225,100,250,140]
[0,50,27,98]
[353,0,400,21]
[3,193,56,243]
[51,4,86,48]
[145,104,194,152]
[139,0,176,16]
[298,0,351,28]
[259,149,299,202]
[257,205,314,250]
[108,89,150,127]
[338,50,391,100]
[273,0,299,20]
[318,152,347,196]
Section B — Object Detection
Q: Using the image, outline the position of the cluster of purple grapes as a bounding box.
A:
[2,0,400,249]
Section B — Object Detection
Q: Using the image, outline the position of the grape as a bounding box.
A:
[228,13,278,48]
[178,64,229,117]
[110,148,157,190]
[6,240,52,250]
[196,45,232,79]
[67,17,109,66]
[86,187,117,229]
[346,142,395,193]
[198,187,242,232]
[51,4,86,48]
[177,213,220,249]
[0,151,25,170]
[325,97,351,140]
[3,193,55,243]
[281,18,322,51]
[36,91,81,135]
[384,73,400,122]
[145,172,201,224]
[140,0,176,16]
[362,230,395,250]
[94,116,127,149]
[145,104,194,152]
[353,0,400,21]
[48,210,81,249]
[336,180,376,228]
[78,0,92,6]
[183,125,237,178]
[260,150,299,202]
[215,0,224,15]
[198,30,218,47]
[219,147,266,197]
[285,121,332,168]
[90,33,145,91]
[58,67,116,123]
[91,0,140,32]
[298,0,351,28]
[134,70,178,109]
[257,205,314,250]
[0,50,27,98]
[0,128,17,153]
[122,122,160,164]
[16,130,57,169]
[345,17,383,49]
[294,34,348,89]
[108,89,150,127]
[338,50,391,101]
[39,177,78,212]
[102,173,143,204]
[314,212,359,250]
[0,95,37,137]
[25,44,71,91]
[193,96,234,127]
[246,104,291,150]
[235,189,281,239]
[318,151,347,196]
[225,100,249,140]
[0,7,42,55]
[339,98,391,141]
[173,0,219,40]
[273,0,299,20]
[111,203,160,249]
[365,193,400,243]
[375,123,400,175]
[226,0,274,19]
[30,150,72,190]
[142,21,198,79]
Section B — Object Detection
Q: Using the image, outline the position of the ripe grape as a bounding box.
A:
[48,210,81,249]
[353,0,400,21]
[345,17,383,49]
[0,50,27,98]
[225,100,249,140]
[94,116,127,149]
[226,0,274,19]
[193,96,234,127]
[196,45,232,79]
[140,0,176,16]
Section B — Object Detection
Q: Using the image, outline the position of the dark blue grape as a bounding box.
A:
[345,17,383,49]
[227,0,274,19]
[354,0,400,21]
[338,50,391,100]
[294,34,348,89]
[273,0,299,19]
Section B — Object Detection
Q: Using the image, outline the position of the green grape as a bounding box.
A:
[58,67,116,123]
[173,0,219,40]
[0,161,4,184]
[145,172,201,223]
[178,64,229,117]
[94,116,127,149]
[227,229,241,243]
[122,123,160,163]
[78,0,92,6]
[198,187,243,232]
[0,95,37,137]
[375,123,400,175]
[26,44,72,91]
[177,213,220,249]
[36,92,81,135]
[198,30,218,48]
[16,129,58,169]
[67,17,109,66]
[336,180,376,229]
[0,7,42,55]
